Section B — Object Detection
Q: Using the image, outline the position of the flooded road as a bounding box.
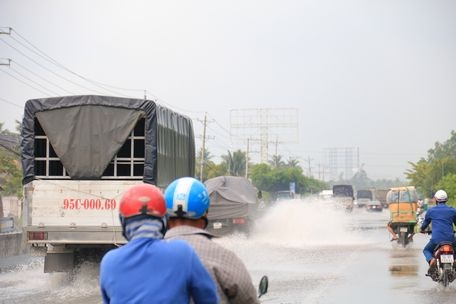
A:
[1,199,455,303]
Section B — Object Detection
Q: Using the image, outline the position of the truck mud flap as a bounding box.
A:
[44,251,74,273]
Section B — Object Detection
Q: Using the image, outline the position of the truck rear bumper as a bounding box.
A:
[25,226,126,245]
[25,226,126,273]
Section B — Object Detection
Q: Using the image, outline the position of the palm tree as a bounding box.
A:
[221,150,246,176]
[286,157,300,168]
[269,155,285,168]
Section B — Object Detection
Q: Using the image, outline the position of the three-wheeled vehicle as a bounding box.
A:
[386,186,418,247]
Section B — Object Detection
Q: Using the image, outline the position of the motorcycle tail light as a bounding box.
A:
[442,244,453,253]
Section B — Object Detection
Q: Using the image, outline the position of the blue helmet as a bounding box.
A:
[164,177,211,219]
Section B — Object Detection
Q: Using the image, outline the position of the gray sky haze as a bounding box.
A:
[1,0,455,181]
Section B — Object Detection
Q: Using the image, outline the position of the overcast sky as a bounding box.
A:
[1,0,455,181]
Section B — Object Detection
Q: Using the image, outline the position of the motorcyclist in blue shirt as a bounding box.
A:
[99,183,219,304]
[420,189,456,275]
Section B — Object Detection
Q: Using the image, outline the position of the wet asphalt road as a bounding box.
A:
[1,199,455,303]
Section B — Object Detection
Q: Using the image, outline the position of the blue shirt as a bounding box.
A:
[421,203,456,244]
[100,237,219,304]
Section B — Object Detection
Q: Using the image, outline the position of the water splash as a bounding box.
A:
[249,198,366,248]
[0,257,101,303]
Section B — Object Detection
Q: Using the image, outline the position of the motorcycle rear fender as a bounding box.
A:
[434,241,455,254]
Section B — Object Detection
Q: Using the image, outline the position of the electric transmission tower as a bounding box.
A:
[230,108,299,163]
[324,147,359,181]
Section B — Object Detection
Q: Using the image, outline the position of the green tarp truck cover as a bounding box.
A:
[21,95,195,187]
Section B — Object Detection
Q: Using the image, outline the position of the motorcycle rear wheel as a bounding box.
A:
[398,232,408,248]
[441,271,450,287]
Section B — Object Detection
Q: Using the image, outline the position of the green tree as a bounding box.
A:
[249,163,327,196]
[350,168,371,190]
[286,157,300,168]
[249,163,273,191]
[427,130,456,161]
[0,123,22,197]
[205,161,227,180]
[221,150,246,176]
[269,155,285,168]
[0,155,22,197]
[406,130,456,198]
[435,173,456,207]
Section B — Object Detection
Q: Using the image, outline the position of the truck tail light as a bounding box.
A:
[232,218,246,225]
[28,231,48,240]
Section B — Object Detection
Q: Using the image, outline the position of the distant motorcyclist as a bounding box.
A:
[99,183,218,304]
[420,189,456,275]
[164,177,259,304]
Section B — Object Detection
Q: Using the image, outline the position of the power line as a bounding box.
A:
[9,66,60,96]
[0,37,107,95]
[3,28,221,115]
[211,116,231,135]
[11,59,74,95]
[0,68,52,96]
[206,124,230,142]
[1,27,238,148]
[0,97,23,109]
[9,29,133,97]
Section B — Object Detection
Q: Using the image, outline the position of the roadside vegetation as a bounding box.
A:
[197,130,456,205]
[0,122,22,198]
[406,130,456,207]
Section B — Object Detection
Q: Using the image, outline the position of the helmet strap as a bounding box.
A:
[119,214,128,240]
[175,204,187,218]
[202,216,208,229]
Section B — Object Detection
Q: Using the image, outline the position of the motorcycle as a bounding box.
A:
[426,241,456,287]
[395,223,414,248]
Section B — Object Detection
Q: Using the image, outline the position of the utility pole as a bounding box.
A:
[0,58,11,67]
[245,138,250,178]
[304,157,313,177]
[199,113,207,181]
[196,113,214,181]
[275,136,278,157]
[0,27,12,35]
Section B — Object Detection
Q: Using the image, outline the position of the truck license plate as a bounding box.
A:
[441,254,454,263]
[213,222,222,229]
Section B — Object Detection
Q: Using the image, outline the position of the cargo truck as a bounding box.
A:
[332,184,354,212]
[20,95,195,272]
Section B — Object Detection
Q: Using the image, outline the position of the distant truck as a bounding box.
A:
[21,95,195,272]
[355,189,373,208]
[204,176,260,236]
[332,184,354,212]
[372,189,389,208]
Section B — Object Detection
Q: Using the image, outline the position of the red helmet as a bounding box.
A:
[119,183,166,219]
